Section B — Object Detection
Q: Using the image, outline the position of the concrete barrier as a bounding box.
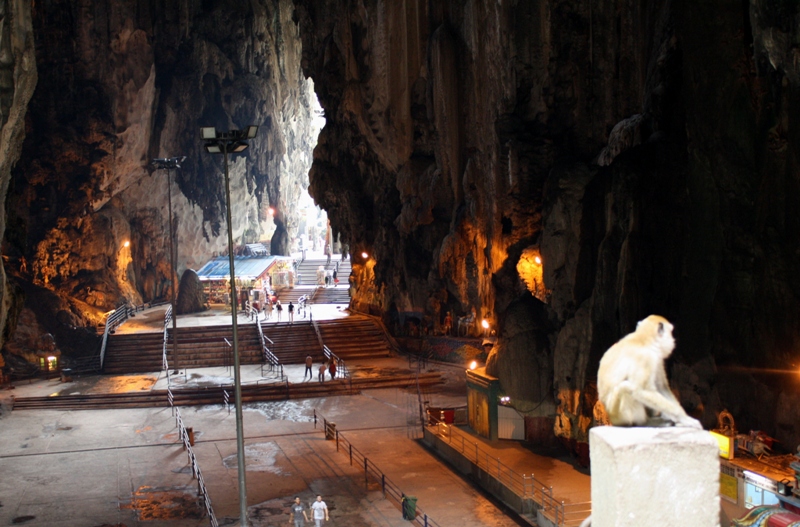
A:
[589,426,719,527]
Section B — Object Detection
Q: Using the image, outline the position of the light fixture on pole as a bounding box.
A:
[200,125,258,527]
[151,156,187,380]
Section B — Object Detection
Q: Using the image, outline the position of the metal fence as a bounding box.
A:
[99,303,132,368]
[315,410,441,527]
[256,319,285,380]
[162,306,172,384]
[426,417,591,527]
[168,389,218,527]
[323,345,349,379]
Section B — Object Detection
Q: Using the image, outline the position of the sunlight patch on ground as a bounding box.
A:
[224,442,283,473]
[87,375,157,394]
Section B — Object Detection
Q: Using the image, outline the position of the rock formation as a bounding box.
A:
[2,0,800,452]
[175,269,205,315]
[1,0,319,358]
[295,0,800,450]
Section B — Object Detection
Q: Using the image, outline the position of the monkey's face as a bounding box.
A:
[637,315,675,357]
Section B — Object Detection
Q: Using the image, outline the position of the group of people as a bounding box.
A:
[261,298,296,323]
[290,495,329,527]
[303,354,338,382]
[316,266,339,287]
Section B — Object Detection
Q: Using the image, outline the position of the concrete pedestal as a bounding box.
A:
[589,426,719,527]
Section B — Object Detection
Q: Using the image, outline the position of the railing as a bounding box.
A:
[162,306,172,383]
[173,406,218,527]
[245,301,259,321]
[316,410,441,527]
[99,303,133,368]
[256,319,285,381]
[426,416,591,526]
[323,345,349,379]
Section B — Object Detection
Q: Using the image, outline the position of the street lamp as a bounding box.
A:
[200,125,258,527]
[151,156,186,379]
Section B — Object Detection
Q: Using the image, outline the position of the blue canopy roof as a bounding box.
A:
[196,256,281,281]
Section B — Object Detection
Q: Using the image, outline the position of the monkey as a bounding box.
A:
[577,316,701,527]
[596,314,702,429]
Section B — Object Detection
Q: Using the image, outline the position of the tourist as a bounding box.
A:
[265,298,273,320]
[276,300,283,321]
[310,495,329,527]
[318,362,327,383]
[304,355,313,381]
[328,358,337,380]
[288,301,295,323]
[290,496,308,527]
[332,269,338,287]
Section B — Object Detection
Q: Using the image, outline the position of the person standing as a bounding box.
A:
[265,298,273,320]
[332,269,338,287]
[319,362,327,383]
[310,495,329,527]
[288,301,295,323]
[304,355,313,381]
[443,311,452,336]
[276,300,283,321]
[290,496,308,527]
[328,358,337,381]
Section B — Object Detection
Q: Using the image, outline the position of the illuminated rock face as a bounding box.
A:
[3,0,800,448]
[295,0,800,447]
[2,1,318,338]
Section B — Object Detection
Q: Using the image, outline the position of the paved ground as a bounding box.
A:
[0,299,590,527]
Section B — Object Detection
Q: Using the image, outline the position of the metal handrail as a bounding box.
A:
[316,410,442,527]
[99,303,133,368]
[255,318,285,381]
[162,306,172,382]
[323,345,349,379]
[426,416,591,526]
[173,407,218,527]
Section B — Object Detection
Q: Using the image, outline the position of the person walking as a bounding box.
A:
[319,362,327,383]
[310,495,329,527]
[332,269,338,287]
[304,355,313,381]
[276,300,283,322]
[290,496,309,527]
[328,358,337,381]
[288,301,295,323]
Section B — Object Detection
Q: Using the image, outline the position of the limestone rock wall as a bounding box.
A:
[0,0,36,369]
[1,0,318,359]
[296,0,800,448]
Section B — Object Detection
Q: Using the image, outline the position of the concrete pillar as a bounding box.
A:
[589,426,719,527]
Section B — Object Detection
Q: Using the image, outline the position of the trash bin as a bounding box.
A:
[60,368,73,382]
[401,496,417,520]
[325,422,336,440]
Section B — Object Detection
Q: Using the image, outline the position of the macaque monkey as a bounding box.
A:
[597,315,701,429]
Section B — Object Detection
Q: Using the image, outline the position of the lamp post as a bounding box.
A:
[151,156,186,380]
[200,125,258,527]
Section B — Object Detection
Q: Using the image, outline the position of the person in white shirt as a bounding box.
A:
[309,495,329,526]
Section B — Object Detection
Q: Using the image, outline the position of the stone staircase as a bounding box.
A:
[260,320,325,364]
[103,322,265,374]
[317,315,393,360]
[102,314,393,374]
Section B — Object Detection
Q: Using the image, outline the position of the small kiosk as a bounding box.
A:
[196,256,292,304]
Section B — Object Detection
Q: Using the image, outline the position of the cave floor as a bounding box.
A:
[0,302,591,526]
